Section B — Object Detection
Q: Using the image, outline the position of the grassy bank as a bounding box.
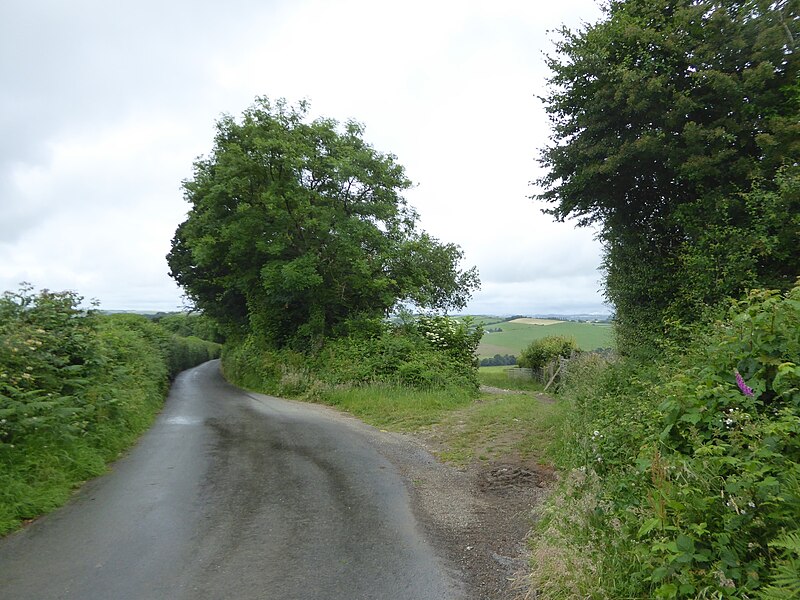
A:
[0,288,221,535]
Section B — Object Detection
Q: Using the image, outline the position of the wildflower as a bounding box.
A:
[734,370,754,397]
[725,418,734,426]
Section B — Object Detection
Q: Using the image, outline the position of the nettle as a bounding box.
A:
[643,285,800,598]
[0,286,100,449]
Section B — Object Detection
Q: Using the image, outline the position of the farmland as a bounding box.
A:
[465,317,615,358]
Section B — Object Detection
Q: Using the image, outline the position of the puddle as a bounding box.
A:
[163,415,202,426]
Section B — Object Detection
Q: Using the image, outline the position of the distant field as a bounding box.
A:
[508,317,564,326]
[468,317,615,357]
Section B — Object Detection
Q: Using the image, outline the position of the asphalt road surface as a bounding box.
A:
[0,360,462,600]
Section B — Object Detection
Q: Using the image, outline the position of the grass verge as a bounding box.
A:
[314,384,476,430]
[434,391,567,465]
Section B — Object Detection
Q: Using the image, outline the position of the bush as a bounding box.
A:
[222,315,482,396]
[518,335,578,371]
[530,283,800,599]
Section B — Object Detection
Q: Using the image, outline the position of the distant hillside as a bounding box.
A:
[464,316,615,358]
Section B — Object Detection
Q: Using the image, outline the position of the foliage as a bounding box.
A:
[101,313,221,379]
[518,335,579,371]
[152,311,224,343]
[168,97,479,349]
[537,0,800,354]
[0,285,101,452]
[221,315,483,433]
[223,315,482,395]
[0,285,220,534]
[529,283,800,598]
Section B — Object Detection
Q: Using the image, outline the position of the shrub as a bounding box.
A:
[518,335,578,371]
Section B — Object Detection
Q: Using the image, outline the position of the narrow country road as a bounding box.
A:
[0,360,462,600]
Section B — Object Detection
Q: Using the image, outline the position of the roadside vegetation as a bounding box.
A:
[0,285,221,535]
[531,285,800,598]
[527,1,799,598]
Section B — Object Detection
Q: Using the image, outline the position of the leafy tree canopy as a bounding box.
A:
[168,98,479,349]
[537,0,799,354]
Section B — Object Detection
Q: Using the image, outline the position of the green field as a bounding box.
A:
[467,318,615,357]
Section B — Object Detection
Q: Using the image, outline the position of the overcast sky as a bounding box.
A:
[1,0,609,315]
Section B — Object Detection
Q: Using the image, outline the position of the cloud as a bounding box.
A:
[469,276,608,316]
[0,0,607,313]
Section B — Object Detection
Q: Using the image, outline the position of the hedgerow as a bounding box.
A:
[0,285,221,534]
[222,314,482,397]
[530,283,800,599]
[518,335,579,371]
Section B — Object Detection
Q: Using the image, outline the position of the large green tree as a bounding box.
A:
[168,98,479,349]
[537,0,799,354]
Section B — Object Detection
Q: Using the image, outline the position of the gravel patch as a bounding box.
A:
[371,430,556,600]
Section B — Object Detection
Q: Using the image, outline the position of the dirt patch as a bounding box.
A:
[478,464,555,495]
[370,427,557,600]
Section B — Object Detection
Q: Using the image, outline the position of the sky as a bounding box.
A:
[1,0,609,316]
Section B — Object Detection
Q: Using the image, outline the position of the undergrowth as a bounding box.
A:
[529,284,800,599]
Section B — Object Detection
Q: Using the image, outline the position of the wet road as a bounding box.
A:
[0,360,461,599]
